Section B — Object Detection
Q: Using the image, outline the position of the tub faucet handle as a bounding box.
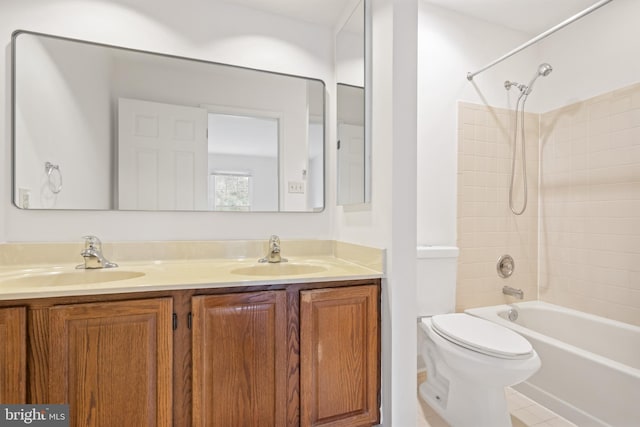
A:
[497,254,515,278]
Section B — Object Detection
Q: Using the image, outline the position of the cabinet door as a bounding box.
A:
[192,291,287,427]
[300,285,380,427]
[0,306,26,403]
[48,298,173,427]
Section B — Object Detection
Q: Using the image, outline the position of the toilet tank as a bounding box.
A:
[417,246,459,317]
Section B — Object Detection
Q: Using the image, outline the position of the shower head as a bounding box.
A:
[525,63,553,95]
[538,63,553,77]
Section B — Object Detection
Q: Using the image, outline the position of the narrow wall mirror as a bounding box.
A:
[336,0,370,206]
[12,30,325,212]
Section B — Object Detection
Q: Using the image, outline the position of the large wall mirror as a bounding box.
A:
[12,30,325,212]
[336,0,370,206]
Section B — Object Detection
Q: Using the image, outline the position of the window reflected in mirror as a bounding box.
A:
[211,173,251,212]
[208,113,279,212]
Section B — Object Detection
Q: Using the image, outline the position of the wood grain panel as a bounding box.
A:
[286,288,301,427]
[0,278,380,426]
[48,298,173,427]
[192,291,287,427]
[27,308,49,403]
[300,285,380,427]
[173,289,194,427]
[0,306,26,403]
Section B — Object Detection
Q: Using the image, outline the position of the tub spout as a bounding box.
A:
[502,286,523,299]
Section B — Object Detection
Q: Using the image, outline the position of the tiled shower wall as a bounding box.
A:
[456,102,539,311]
[457,83,640,326]
[539,83,640,326]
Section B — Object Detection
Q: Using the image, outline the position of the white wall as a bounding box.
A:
[0,0,334,242]
[336,22,365,86]
[334,0,418,424]
[335,0,365,88]
[386,0,418,423]
[417,2,539,247]
[537,0,640,113]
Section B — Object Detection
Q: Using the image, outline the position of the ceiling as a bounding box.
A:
[222,0,604,35]
[425,0,605,35]
[221,0,353,28]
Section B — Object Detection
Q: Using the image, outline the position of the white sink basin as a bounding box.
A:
[0,269,145,287]
[230,263,327,277]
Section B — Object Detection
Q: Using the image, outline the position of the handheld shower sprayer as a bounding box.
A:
[505,63,553,215]
[524,63,553,95]
[504,63,553,96]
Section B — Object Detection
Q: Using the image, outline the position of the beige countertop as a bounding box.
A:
[0,240,384,300]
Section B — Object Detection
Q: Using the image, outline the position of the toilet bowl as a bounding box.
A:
[416,246,540,427]
[418,313,540,427]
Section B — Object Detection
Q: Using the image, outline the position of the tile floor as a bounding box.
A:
[417,386,577,427]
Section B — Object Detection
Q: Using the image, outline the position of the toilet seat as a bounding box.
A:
[428,313,533,359]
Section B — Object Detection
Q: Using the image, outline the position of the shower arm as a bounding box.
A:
[466,0,613,81]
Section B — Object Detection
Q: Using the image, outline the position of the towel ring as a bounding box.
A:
[45,162,62,194]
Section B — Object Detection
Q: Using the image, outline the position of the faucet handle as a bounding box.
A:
[82,235,102,250]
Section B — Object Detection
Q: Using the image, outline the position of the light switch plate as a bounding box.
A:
[288,181,305,193]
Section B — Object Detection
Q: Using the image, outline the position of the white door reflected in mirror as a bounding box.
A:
[118,98,209,210]
[337,123,365,205]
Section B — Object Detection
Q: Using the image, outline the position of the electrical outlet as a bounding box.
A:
[288,181,305,194]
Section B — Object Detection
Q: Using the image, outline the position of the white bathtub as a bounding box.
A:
[466,301,640,427]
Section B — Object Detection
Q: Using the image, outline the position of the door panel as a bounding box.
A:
[48,298,173,427]
[337,123,365,205]
[192,291,287,427]
[118,98,208,210]
[0,307,26,403]
[300,285,380,427]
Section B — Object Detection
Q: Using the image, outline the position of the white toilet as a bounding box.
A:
[417,246,541,427]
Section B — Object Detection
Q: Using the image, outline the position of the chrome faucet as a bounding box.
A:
[259,235,287,263]
[502,285,523,299]
[76,235,118,269]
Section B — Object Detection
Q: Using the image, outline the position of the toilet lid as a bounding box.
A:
[430,313,533,359]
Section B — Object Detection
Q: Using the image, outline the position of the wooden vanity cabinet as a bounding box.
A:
[46,298,173,427]
[300,285,380,427]
[191,291,288,427]
[0,306,27,403]
[189,283,380,427]
[2,278,380,427]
